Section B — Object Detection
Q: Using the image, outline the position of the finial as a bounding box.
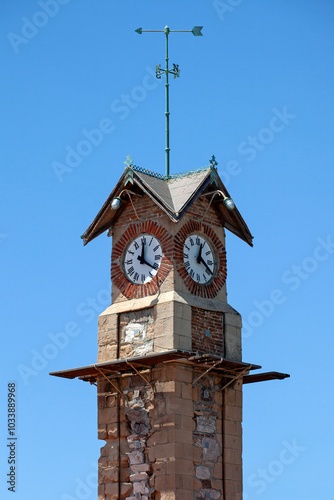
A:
[210,155,218,168]
[135,26,203,179]
[124,155,134,168]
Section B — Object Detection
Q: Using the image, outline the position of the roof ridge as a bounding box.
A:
[132,164,215,180]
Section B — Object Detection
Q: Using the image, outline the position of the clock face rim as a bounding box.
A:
[183,233,216,284]
[174,221,227,298]
[111,220,173,299]
[123,233,162,285]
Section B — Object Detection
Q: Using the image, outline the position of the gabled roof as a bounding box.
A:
[81,166,253,246]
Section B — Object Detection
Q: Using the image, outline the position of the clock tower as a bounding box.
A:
[51,25,289,500]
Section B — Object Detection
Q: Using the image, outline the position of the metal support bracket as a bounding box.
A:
[95,366,123,395]
[126,360,154,391]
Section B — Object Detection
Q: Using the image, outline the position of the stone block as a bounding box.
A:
[180,415,195,432]
[98,425,107,440]
[198,489,220,500]
[174,489,194,500]
[98,394,106,410]
[195,465,211,480]
[99,465,118,483]
[213,462,223,480]
[174,317,191,337]
[97,343,118,362]
[150,443,175,460]
[224,405,242,422]
[235,389,242,408]
[174,334,192,351]
[224,312,242,328]
[224,434,242,451]
[171,366,193,384]
[130,471,148,481]
[165,397,193,417]
[98,483,105,500]
[133,480,149,494]
[201,437,221,463]
[168,428,193,445]
[224,325,241,362]
[99,407,118,425]
[167,458,194,476]
[98,313,117,330]
[100,440,118,458]
[155,475,166,491]
[224,420,235,436]
[98,328,118,346]
[104,482,118,498]
[155,380,178,395]
[224,463,242,482]
[120,482,133,499]
[213,391,222,405]
[152,413,181,430]
[155,301,173,320]
[131,463,150,473]
[128,450,144,465]
[152,460,166,476]
[147,429,168,447]
[154,332,174,350]
[174,301,191,321]
[225,388,235,406]
[181,382,193,401]
[196,415,217,434]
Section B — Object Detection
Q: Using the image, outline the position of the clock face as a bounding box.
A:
[183,234,216,284]
[123,234,162,284]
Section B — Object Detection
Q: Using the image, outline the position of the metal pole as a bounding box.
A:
[164,26,170,179]
[135,25,203,178]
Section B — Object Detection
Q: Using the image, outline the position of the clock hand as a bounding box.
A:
[140,241,145,263]
[137,255,156,270]
[196,243,203,264]
[199,256,213,275]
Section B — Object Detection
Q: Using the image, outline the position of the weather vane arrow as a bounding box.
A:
[135,25,203,178]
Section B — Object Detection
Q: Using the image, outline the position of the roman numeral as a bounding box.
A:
[153,263,159,270]
[141,274,145,283]
[128,250,134,255]
[207,260,213,266]
[185,261,190,269]
[183,253,188,259]
[126,259,133,265]
[134,272,139,282]
[128,266,134,276]
[134,241,139,250]
[196,236,200,245]
[149,237,153,246]
[184,244,190,251]
[153,245,160,252]
[189,237,194,246]
[190,269,194,278]
[155,255,161,260]
[205,250,211,256]
[141,237,146,245]
[196,273,200,282]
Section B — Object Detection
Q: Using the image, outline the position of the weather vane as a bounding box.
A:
[135,25,203,178]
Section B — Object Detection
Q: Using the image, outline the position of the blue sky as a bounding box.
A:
[1,1,333,499]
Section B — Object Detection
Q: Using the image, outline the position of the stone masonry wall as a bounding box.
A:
[97,363,243,500]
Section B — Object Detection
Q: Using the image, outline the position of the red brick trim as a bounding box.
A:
[111,221,173,299]
[175,221,227,298]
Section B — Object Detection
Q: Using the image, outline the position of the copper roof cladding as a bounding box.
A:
[81,165,253,246]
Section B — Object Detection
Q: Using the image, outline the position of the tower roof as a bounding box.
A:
[81,165,253,246]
